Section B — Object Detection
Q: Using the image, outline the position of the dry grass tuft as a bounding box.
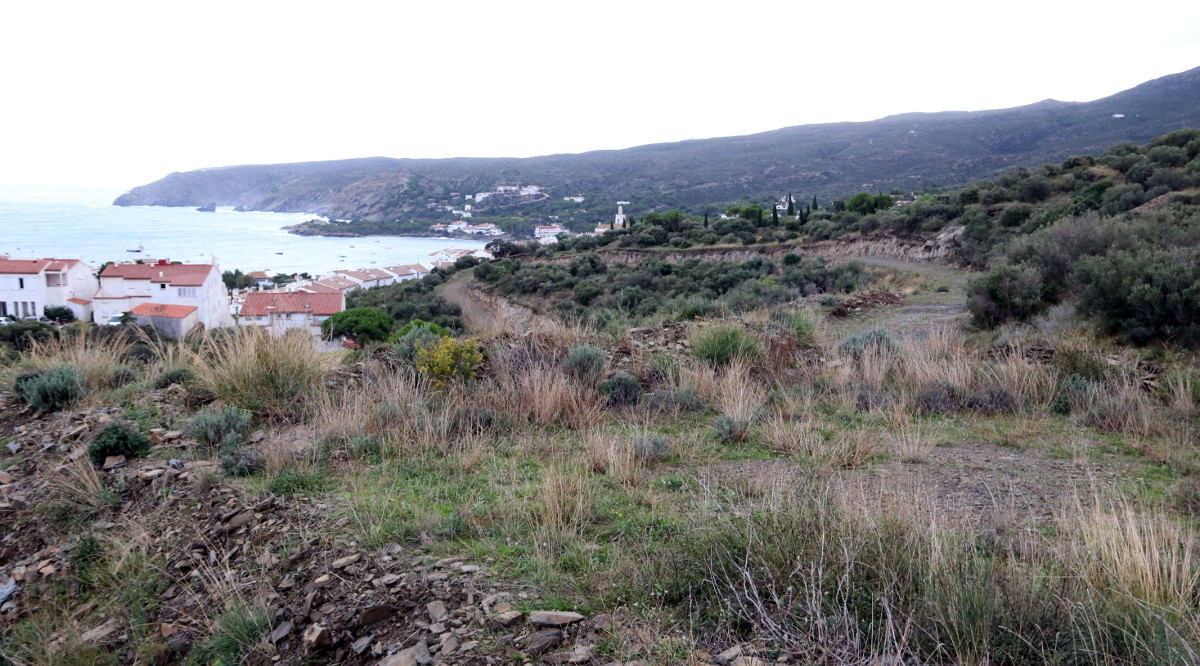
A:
[185,327,341,422]
[26,328,136,389]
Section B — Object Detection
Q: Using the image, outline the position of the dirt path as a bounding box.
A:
[439,274,498,331]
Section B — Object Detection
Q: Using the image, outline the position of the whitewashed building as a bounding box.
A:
[237,291,344,339]
[0,257,99,321]
[93,260,233,330]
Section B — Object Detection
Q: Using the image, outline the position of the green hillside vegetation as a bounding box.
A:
[115,67,1200,222]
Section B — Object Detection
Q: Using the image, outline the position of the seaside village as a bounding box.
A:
[0,247,492,346]
[0,202,634,344]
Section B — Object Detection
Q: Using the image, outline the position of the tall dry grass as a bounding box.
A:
[184,327,341,422]
[25,328,136,389]
[485,343,601,429]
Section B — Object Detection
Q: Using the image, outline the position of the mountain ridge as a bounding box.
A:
[114,66,1200,219]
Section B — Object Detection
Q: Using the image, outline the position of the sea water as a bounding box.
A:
[0,186,486,275]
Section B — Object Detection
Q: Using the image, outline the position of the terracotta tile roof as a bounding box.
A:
[100,262,214,287]
[248,271,270,280]
[291,282,340,294]
[315,276,360,291]
[0,258,51,274]
[334,270,375,282]
[67,297,91,305]
[239,292,344,317]
[385,264,427,275]
[46,259,82,271]
[129,302,198,319]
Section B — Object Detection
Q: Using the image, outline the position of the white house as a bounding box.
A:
[93,260,232,330]
[247,271,274,289]
[334,269,390,290]
[520,185,542,196]
[383,264,428,281]
[563,195,585,203]
[462,223,503,236]
[535,224,564,239]
[237,291,344,339]
[0,257,99,322]
[128,302,200,339]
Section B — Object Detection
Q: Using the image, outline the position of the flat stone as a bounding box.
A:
[270,620,293,644]
[102,455,126,470]
[351,634,374,654]
[332,553,361,569]
[732,657,768,666]
[378,639,432,666]
[302,622,332,648]
[528,610,584,627]
[493,610,523,626]
[313,573,333,588]
[716,645,743,663]
[81,618,120,645]
[426,600,448,621]
[357,604,392,627]
[0,471,13,484]
[524,629,564,656]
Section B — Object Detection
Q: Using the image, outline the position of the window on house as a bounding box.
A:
[159,283,167,290]
[17,278,24,289]
[177,287,198,298]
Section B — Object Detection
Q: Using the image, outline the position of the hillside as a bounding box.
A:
[113,66,1200,221]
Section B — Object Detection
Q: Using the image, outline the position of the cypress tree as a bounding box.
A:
[787,193,795,217]
[703,211,709,228]
[771,205,779,226]
[811,195,818,210]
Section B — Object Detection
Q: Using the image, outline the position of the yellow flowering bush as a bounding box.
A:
[414,336,483,387]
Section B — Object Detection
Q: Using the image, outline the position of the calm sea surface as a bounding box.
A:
[0,186,486,275]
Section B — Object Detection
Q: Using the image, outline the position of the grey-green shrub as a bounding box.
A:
[691,325,763,366]
[16,366,83,413]
[598,372,642,407]
[155,366,194,389]
[389,326,441,362]
[184,404,253,451]
[837,329,899,358]
[634,435,670,462]
[713,415,751,443]
[88,422,152,464]
[563,344,606,385]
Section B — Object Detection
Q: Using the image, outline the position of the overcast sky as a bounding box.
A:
[2,0,1197,189]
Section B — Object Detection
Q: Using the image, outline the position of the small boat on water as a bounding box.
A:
[127,242,144,253]
[275,252,284,255]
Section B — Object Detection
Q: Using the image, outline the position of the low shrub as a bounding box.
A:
[966,264,1049,328]
[184,404,253,451]
[415,337,483,387]
[321,307,394,344]
[634,435,670,462]
[1054,373,1096,414]
[791,311,820,347]
[154,366,194,389]
[563,344,606,385]
[713,415,752,443]
[390,318,451,340]
[388,325,442,362]
[16,366,83,413]
[220,447,265,477]
[644,387,705,413]
[837,329,899,358]
[964,387,1018,414]
[855,389,892,411]
[598,372,642,407]
[915,382,963,414]
[691,325,763,366]
[88,421,152,464]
